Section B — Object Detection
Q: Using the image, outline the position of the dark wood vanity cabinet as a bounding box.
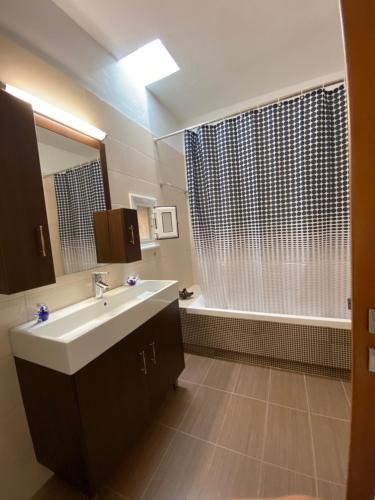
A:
[15,300,184,496]
[0,90,55,293]
[94,208,142,263]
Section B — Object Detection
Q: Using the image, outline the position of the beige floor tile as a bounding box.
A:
[306,376,350,419]
[258,463,316,498]
[31,476,87,500]
[180,386,230,441]
[269,369,307,410]
[142,432,215,500]
[234,364,270,400]
[180,355,212,384]
[192,447,260,500]
[217,394,266,458]
[311,414,350,484]
[156,380,198,428]
[203,359,240,392]
[264,404,314,476]
[107,423,175,499]
[342,381,352,404]
[317,480,346,500]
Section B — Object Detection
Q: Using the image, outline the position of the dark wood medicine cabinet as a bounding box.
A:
[0,86,142,294]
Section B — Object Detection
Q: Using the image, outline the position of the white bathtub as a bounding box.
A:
[179,285,351,331]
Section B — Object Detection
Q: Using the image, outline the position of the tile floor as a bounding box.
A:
[32,354,351,500]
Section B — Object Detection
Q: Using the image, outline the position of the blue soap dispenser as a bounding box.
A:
[35,304,49,323]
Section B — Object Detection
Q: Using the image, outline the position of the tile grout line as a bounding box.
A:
[213,361,243,447]
[133,356,348,500]
[138,358,214,500]
[197,359,241,493]
[304,374,319,497]
[257,366,272,497]
[159,422,347,489]
[180,376,351,422]
[341,379,351,408]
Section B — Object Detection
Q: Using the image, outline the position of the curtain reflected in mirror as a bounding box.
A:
[54,160,107,274]
[37,126,108,276]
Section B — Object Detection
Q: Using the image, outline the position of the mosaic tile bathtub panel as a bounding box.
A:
[180,309,351,378]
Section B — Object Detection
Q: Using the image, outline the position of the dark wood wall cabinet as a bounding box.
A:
[94,208,142,263]
[15,300,184,497]
[0,90,56,293]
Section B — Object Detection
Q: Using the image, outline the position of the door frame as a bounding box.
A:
[340,1,375,498]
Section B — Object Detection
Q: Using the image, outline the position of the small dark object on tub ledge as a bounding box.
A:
[179,288,194,300]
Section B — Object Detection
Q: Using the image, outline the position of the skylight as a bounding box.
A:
[119,39,179,86]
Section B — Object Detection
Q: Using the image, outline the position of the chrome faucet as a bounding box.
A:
[92,272,109,299]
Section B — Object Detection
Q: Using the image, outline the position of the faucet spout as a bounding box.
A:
[92,272,109,299]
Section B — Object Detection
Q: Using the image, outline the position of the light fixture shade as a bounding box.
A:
[119,39,179,87]
[5,84,106,141]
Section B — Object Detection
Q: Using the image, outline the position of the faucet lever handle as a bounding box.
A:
[92,271,109,281]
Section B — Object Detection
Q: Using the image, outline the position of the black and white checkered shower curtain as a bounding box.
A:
[185,85,350,318]
[54,159,107,274]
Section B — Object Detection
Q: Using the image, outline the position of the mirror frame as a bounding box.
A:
[34,113,112,210]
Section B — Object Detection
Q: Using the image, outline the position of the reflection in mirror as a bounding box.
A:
[37,127,107,276]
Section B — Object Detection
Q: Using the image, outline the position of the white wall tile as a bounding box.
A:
[0,405,52,500]
[0,297,27,360]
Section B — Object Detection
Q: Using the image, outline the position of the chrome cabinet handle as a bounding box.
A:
[138,350,147,375]
[37,225,47,257]
[150,340,157,365]
[129,225,135,245]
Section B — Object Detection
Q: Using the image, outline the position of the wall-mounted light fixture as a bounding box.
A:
[4,84,106,141]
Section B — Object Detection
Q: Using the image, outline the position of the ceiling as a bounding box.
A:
[51,0,345,122]
[0,0,345,124]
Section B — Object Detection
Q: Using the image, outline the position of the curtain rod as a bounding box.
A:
[153,78,345,143]
[42,157,100,179]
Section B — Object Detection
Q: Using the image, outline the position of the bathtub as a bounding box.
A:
[179,286,352,378]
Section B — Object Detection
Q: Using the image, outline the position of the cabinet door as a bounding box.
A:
[0,90,55,293]
[146,301,185,411]
[75,325,150,491]
[94,208,142,263]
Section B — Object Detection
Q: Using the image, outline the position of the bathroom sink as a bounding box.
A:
[10,280,179,375]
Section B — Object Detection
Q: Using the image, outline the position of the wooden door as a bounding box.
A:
[340,1,375,499]
[0,90,55,293]
[146,301,185,411]
[75,325,150,491]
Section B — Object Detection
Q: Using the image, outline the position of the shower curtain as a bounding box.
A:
[54,159,107,274]
[185,85,350,318]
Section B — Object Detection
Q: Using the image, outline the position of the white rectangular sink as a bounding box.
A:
[10,280,179,375]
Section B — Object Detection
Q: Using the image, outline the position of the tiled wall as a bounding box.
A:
[0,33,193,500]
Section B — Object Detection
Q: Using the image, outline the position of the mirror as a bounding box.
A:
[36,126,110,276]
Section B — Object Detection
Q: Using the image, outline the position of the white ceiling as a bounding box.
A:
[51,0,345,122]
[0,0,345,125]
